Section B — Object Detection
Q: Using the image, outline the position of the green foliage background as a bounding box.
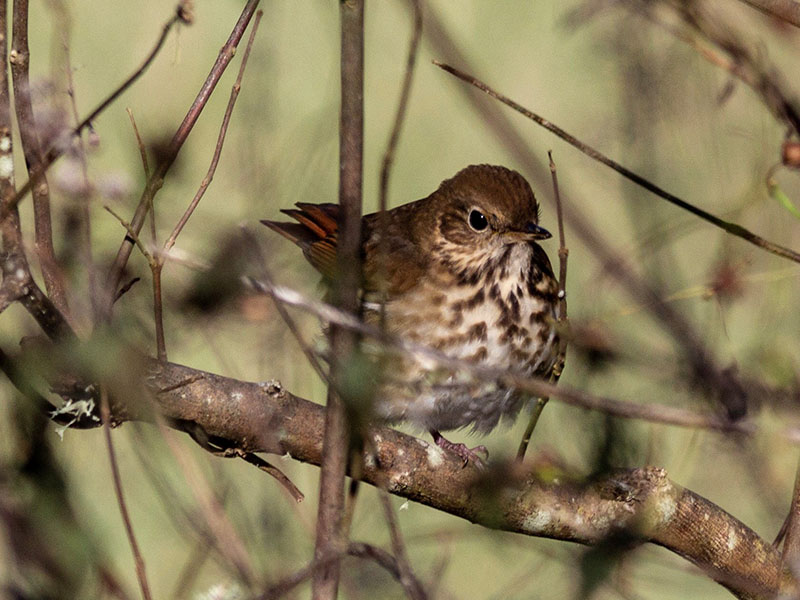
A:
[1,1,799,598]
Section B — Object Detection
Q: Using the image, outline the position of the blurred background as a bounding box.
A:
[1,1,799,598]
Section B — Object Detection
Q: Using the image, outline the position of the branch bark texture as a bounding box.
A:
[133,360,793,600]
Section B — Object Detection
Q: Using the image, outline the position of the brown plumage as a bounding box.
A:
[262,164,559,463]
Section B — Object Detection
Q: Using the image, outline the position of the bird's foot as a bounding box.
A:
[430,430,488,468]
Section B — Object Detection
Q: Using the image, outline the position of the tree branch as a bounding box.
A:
[7,5,184,212]
[82,359,795,600]
[10,0,70,315]
[103,0,261,317]
[313,1,365,598]
[433,60,800,266]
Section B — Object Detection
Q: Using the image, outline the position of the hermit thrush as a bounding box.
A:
[262,164,559,463]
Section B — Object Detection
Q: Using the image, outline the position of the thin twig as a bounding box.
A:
[126,108,151,182]
[259,556,333,600]
[312,2,364,599]
[125,108,154,241]
[103,206,153,262]
[104,202,167,359]
[376,0,422,322]
[378,492,428,600]
[162,10,263,256]
[128,106,164,362]
[348,542,431,595]
[517,152,570,461]
[230,447,304,503]
[737,0,800,30]
[152,263,166,361]
[99,386,153,600]
[259,543,424,600]
[432,60,800,265]
[151,7,261,371]
[156,420,256,586]
[549,152,568,325]
[7,7,183,211]
[104,0,261,318]
[0,54,74,353]
[10,0,70,315]
[243,227,329,384]
[147,5,263,360]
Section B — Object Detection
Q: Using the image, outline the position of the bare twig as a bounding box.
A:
[378,0,421,215]
[157,421,256,586]
[235,449,304,503]
[375,0,422,321]
[313,2,364,598]
[259,556,332,600]
[103,0,261,318]
[162,10,263,256]
[103,205,153,262]
[737,0,800,30]
[432,60,800,265]
[152,263,166,361]
[259,543,425,600]
[125,108,154,241]
[7,6,183,211]
[147,9,262,363]
[550,152,568,325]
[104,202,167,360]
[99,386,153,600]
[517,152,569,460]
[243,227,329,384]
[378,492,428,600]
[126,108,151,183]
[10,0,70,315]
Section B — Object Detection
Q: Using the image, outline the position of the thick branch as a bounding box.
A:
[114,361,793,600]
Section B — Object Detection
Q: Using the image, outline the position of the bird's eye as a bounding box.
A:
[468,209,489,232]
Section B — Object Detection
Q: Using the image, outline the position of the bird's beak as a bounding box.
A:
[502,222,552,243]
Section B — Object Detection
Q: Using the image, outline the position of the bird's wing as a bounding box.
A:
[262,202,428,297]
[361,204,428,297]
[261,203,340,282]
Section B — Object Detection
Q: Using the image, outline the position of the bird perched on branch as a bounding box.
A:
[262,164,559,464]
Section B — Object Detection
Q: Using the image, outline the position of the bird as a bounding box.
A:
[262,164,560,464]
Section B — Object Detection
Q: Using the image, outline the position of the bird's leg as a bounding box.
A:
[430,430,488,467]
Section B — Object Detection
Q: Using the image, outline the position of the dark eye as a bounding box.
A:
[468,209,489,232]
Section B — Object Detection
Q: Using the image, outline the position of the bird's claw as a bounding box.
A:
[431,430,489,468]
